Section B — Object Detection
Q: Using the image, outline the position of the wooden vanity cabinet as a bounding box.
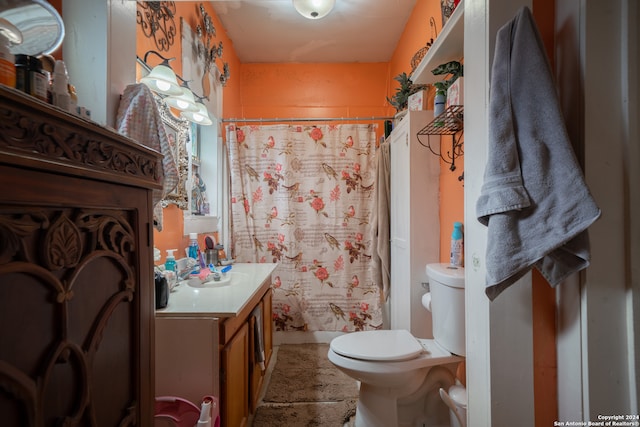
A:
[0,86,161,426]
[219,285,273,427]
[156,274,274,427]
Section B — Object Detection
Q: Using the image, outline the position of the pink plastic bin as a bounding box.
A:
[154,395,220,427]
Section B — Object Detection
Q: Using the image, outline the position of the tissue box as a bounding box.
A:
[408,90,428,111]
[446,77,464,108]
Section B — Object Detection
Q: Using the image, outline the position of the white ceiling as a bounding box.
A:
[209,0,418,63]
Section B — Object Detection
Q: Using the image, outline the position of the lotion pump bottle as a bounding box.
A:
[450,222,463,267]
[164,249,177,272]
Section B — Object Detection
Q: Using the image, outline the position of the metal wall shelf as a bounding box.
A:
[417,105,463,136]
[416,105,464,178]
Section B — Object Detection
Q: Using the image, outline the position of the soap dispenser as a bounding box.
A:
[164,249,177,272]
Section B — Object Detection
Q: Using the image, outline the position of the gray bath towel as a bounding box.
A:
[371,141,391,301]
[476,7,601,300]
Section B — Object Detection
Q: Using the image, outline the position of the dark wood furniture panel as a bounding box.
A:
[0,86,161,427]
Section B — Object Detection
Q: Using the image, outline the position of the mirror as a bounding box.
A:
[155,93,190,211]
[0,0,64,55]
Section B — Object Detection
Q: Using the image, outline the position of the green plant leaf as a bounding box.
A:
[387,72,428,112]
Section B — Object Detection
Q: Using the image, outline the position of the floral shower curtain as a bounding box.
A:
[227,123,383,332]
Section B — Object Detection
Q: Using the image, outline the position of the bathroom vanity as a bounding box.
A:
[155,263,278,427]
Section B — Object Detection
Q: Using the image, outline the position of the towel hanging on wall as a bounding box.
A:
[475,6,601,300]
[116,83,179,231]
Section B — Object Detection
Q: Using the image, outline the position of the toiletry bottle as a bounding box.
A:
[29,56,48,102]
[164,249,177,272]
[197,397,213,427]
[450,222,463,267]
[0,33,15,88]
[433,82,447,127]
[188,233,200,273]
[188,233,199,259]
[68,84,78,115]
[52,60,70,111]
[434,90,446,117]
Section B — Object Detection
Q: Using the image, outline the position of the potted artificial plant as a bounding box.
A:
[431,61,463,123]
[387,72,427,116]
[431,60,463,102]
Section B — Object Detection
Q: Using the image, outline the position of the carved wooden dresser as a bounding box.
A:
[0,86,161,426]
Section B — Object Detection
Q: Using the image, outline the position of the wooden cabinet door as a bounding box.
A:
[390,118,412,332]
[221,322,249,427]
[389,111,440,339]
[0,165,155,426]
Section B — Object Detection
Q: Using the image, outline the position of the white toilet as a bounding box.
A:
[328,263,465,427]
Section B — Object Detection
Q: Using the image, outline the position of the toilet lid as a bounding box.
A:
[330,329,424,361]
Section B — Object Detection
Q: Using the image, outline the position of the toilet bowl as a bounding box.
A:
[327,263,466,427]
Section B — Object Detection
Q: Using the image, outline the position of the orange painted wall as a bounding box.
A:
[531,0,559,425]
[235,63,390,120]
[231,62,391,143]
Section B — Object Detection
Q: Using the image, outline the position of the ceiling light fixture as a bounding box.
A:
[292,0,336,20]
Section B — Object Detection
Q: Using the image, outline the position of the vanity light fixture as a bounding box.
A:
[139,50,213,126]
[164,83,199,112]
[140,50,182,96]
[181,100,213,126]
[292,0,336,19]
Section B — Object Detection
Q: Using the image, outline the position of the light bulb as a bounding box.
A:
[156,80,171,92]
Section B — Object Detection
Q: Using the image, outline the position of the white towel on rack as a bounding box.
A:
[476,6,601,300]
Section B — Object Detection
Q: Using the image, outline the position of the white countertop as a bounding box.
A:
[155,263,278,318]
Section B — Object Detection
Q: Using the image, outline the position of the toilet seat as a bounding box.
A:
[330,329,424,361]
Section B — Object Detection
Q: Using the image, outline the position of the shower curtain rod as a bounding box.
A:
[222,116,394,123]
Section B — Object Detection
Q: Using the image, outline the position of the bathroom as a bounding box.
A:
[142,1,636,425]
[0,0,636,426]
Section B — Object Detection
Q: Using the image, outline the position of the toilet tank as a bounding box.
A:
[425,263,465,356]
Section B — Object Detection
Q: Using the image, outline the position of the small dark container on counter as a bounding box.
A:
[15,54,48,102]
[154,270,169,309]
